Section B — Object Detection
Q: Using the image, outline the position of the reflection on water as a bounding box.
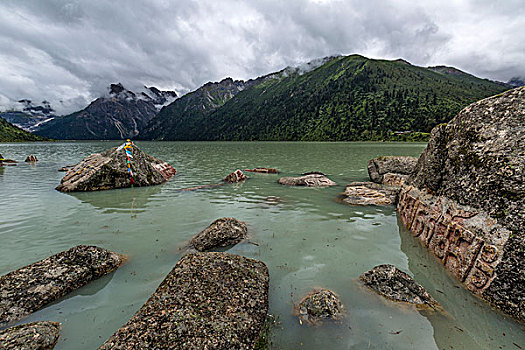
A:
[0,141,523,349]
[69,186,162,214]
[398,215,524,349]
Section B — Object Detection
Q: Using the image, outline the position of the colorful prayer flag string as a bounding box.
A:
[119,139,135,188]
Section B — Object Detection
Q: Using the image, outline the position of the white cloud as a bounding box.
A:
[0,0,523,115]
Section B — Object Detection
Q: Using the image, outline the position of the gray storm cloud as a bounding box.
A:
[0,0,523,115]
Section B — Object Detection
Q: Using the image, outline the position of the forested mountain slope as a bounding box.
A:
[144,55,508,141]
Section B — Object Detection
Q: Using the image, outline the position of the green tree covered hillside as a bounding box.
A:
[0,117,48,142]
[144,55,508,141]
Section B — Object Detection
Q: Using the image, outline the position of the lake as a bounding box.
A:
[0,141,523,349]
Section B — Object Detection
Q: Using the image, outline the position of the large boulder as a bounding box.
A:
[0,245,124,326]
[339,182,399,206]
[190,217,248,251]
[296,289,344,326]
[278,174,336,187]
[360,264,440,309]
[367,156,418,184]
[0,321,61,350]
[99,252,269,350]
[397,86,525,321]
[56,144,176,192]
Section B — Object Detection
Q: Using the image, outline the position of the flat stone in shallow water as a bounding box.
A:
[190,217,248,251]
[99,252,269,350]
[0,321,60,350]
[340,182,399,206]
[244,167,280,174]
[56,144,176,192]
[297,289,344,326]
[278,174,336,187]
[0,245,124,326]
[360,264,439,309]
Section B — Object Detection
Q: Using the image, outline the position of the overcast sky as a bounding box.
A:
[0,0,523,115]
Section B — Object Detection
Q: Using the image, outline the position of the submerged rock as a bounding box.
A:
[367,156,418,184]
[0,245,124,326]
[0,321,61,350]
[223,169,247,183]
[0,154,17,165]
[301,171,326,176]
[55,144,176,192]
[99,252,269,350]
[398,86,525,321]
[360,264,440,309]
[24,155,38,162]
[278,174,336,187]
[57,165,75,172]
[244,167,280,174]
[339,182,399,206]
[297,289,344,326]
[190,217,248,251]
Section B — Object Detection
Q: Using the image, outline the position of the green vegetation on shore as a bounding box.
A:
[0,117,48,142]
[144,55,508,141]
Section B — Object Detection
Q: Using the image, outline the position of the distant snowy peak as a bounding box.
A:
[106,83,178,109]
[507,77,524,87]
[16,99,56,118]
[141,86,178,109]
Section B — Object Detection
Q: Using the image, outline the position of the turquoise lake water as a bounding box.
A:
[0,141,523,349]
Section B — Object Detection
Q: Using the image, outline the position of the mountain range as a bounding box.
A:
[0,54,516,142]
[32,84,177,140]
[140,55,509,141]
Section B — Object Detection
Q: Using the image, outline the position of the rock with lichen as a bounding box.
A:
[398,86,525,321]
[296,289,344,326]
[190,217,248,251]
[0,321,61,350]
[339,182,399,206]
[279,174,336,187]
[223,169,247,183]
[99,252,269,350]
[367,156,418,184]
[0,245,124,326]
[360,264,440,309]
[56,144,176,192]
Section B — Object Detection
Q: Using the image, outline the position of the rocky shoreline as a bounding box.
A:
[397,86,524,321]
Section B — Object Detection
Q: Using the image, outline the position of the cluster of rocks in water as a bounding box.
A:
[0,154,38,166]
[0,154,39,165]
[2,86,524,347]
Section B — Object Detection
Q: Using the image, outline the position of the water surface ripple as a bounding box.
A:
[0,141,523,349]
